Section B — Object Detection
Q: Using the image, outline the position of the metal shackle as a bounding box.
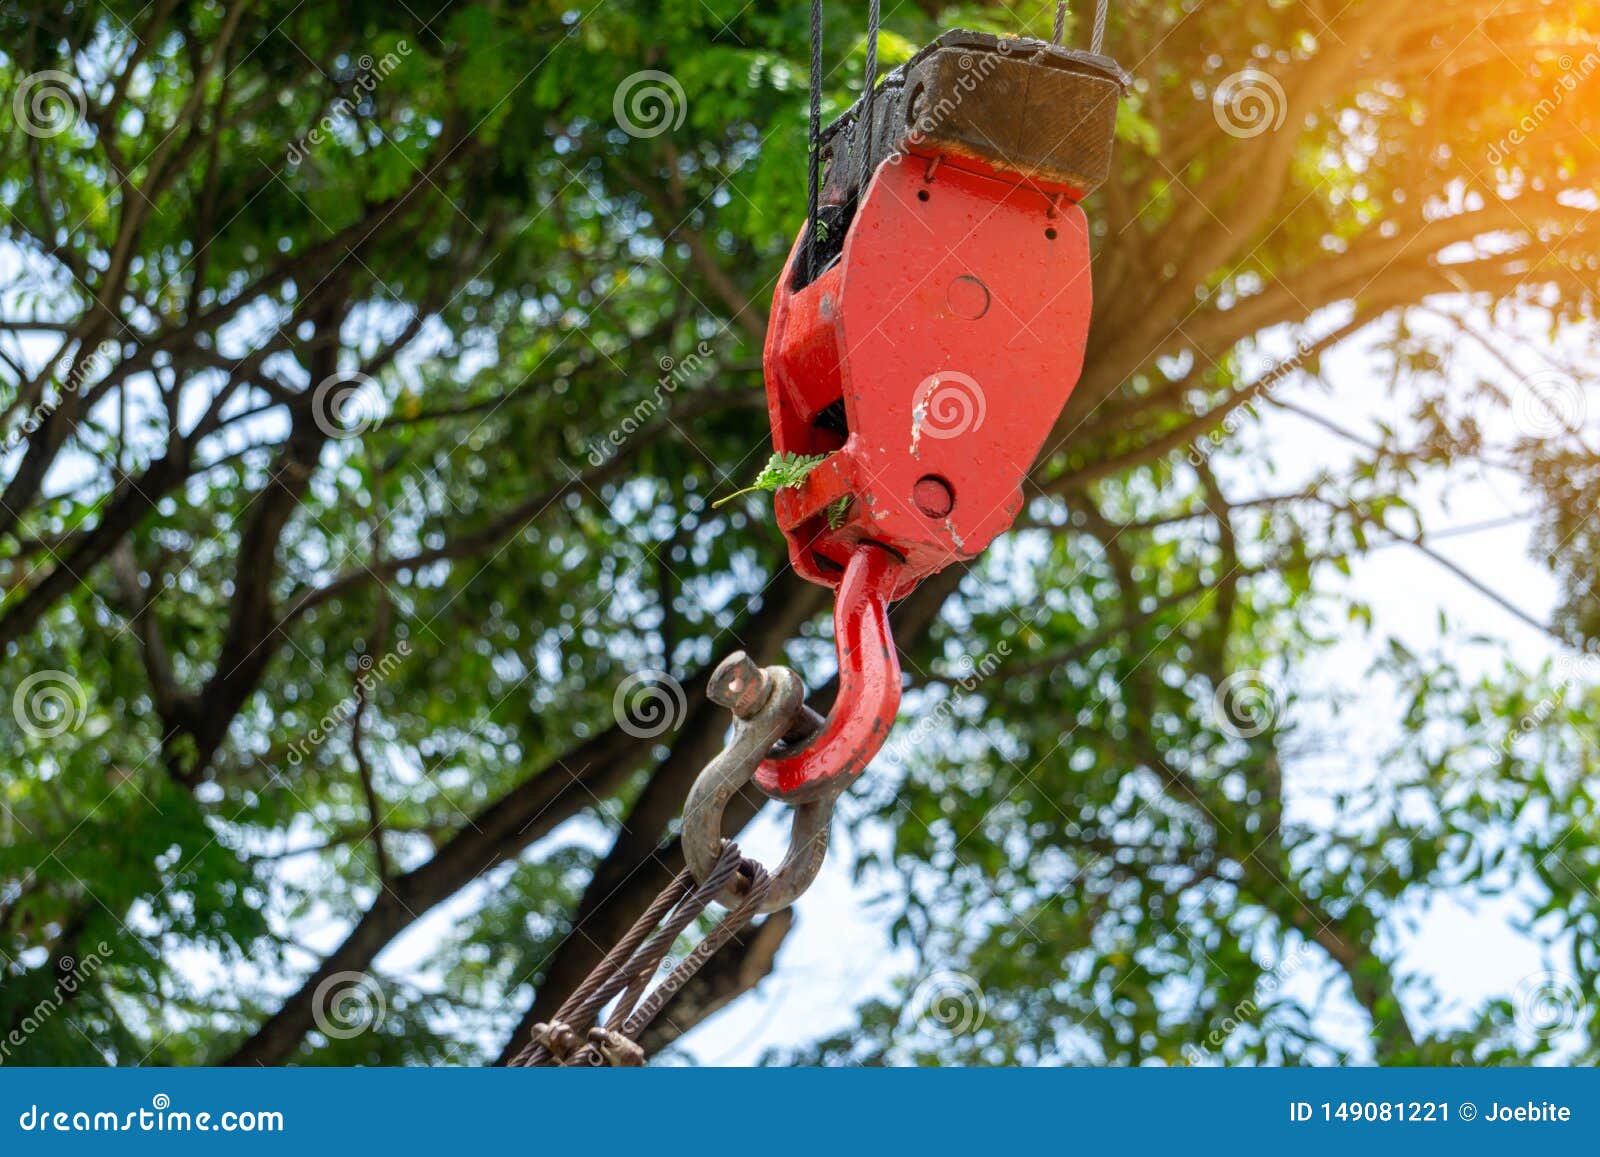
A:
[682,654,837,914]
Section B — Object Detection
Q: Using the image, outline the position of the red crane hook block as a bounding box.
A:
[754,30,1128,802]
[765,31,1128,596]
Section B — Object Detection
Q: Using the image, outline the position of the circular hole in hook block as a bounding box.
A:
[913,475,955,519]
[1045,226,1059,240]
[916,189,930,202]
[945,275,990,320]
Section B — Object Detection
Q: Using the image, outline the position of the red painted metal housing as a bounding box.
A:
[763,150,1094,600]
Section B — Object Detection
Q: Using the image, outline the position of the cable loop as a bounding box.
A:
[1054,0,1111,55]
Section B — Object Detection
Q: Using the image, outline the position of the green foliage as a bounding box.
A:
[1,0,1598,1070]
[712,452,830,508]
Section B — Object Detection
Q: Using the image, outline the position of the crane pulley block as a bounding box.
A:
[764,30,1129,601]
[742,29,1128,803]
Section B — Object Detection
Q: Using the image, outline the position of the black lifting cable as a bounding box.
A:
[861,0,881,150]
[805,0,823,282]
[804,0,881,284]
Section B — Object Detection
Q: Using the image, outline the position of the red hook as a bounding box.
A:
[753,545,904,803]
